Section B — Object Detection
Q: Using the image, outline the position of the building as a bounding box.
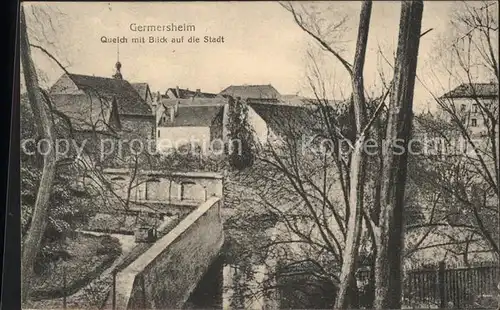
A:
[131,82,155,110]
[220,84,281,100]
[155,85,236,153]
[49,61,156,163]
[245,100,319,147]
[166,86,218,99]
[439,82,498,137]
[156,103,225,153]
[154,87,318,155]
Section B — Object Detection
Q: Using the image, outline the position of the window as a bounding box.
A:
[460,104,466,112]
[158,130,161,138]
[472,104,478,113]
[471,118,477,127]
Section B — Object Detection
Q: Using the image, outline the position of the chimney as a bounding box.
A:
[169,106,175,123]
[175,86,180,98]
[196,88,201,94]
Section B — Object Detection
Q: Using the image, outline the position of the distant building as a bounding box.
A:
[165,86,218,99]
[220,84,281,100]
[156,103,225,153]
[439,82,498,137]
[49,61,156,163]
[154,87,320,155]
[245,101,318,147]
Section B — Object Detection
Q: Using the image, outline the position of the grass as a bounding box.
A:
[85,211,164,235]
[29,232,121,300]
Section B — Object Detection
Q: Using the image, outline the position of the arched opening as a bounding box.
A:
[109,176,128,197]
[144,177,161,200]
[180,181,207,201]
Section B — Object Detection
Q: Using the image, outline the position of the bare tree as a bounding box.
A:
[280,2,374,307]
[19,5,164,305]
[274,2,430,308]
[20,5,58,302]
[417,1,498,257]
[373,1,423,308]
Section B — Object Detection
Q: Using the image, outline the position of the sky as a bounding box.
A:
[22,1,495,112]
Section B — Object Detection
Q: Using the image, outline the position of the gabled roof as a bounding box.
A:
[158,105,223,127]
[281,95,342,107]
[246,98,281,104]
[166,87,218,99]
[220,84,281,99]
[51,73,152,116]
[441,82,498,99]
[248,102,317,137]
[159,97,227,107]
[131,83,151,102]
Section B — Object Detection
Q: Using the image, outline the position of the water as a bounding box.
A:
[185,253,335,309]
[185,254,274,309]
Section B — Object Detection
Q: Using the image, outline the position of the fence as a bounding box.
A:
[359,261,499,309]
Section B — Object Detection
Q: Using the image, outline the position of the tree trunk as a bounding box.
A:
[334,2,372,309]
[374,1,423,309]
[20,6,57,303]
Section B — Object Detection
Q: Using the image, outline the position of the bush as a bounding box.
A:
[30,233,122,300]
[96,235,121,256]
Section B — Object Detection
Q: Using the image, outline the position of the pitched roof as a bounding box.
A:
[248,102,317,137]
[131,83,150,101]
[441,82,498,99]
[159,97,227,107]
[53,73,152,116]
[281,95,342,106]
[166,87,218,99]
[220,84,281,99]
[158,105,223,127]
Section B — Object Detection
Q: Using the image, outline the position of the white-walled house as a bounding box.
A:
[156,104,224,153]
[153,92,318,156]
[439,82,498,137]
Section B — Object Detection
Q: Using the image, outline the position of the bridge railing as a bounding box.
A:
[109,196,224,309]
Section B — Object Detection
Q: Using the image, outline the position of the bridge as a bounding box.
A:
[97,168,225,309]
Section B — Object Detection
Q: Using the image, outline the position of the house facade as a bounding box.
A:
[155,104,225,153]
[152,83,318,156]
[439,82,498,137]
[49,62,156,164]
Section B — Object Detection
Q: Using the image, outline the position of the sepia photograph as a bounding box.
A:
[19,1,499,309]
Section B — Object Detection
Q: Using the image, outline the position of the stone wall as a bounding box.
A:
[103,169,224,204]
[112,197,224,309]
[119,115,156,154]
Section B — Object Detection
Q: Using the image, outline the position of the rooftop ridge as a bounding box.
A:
[68,72,129,82]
